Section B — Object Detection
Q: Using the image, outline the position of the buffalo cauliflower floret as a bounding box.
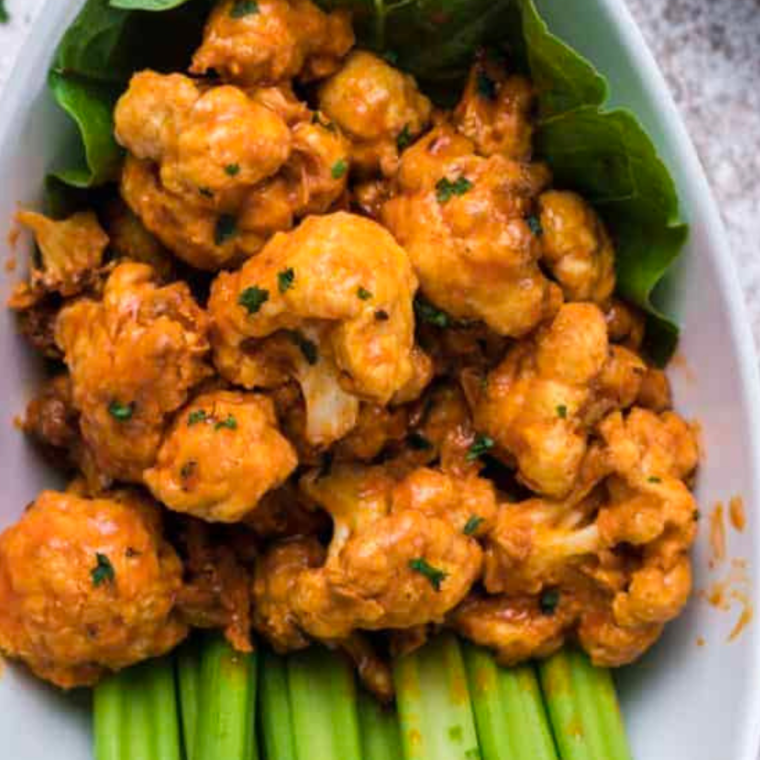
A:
[144,390,297,523]
[382,124,561,336]
[55,262,212,483]
[208,212,418,446]
[318,51,432,176]
[190,0,354,86]
[0,489,187,688]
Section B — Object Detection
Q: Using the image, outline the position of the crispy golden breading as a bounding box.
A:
[144,390,297,523]
[55,263,211,483]
[0,490,187,688]
[191,0,354,85]
[208,212,418,445]
[318,51,432,176]
[382,124,560,336]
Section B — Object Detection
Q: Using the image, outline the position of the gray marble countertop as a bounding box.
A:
[0,0,758,347]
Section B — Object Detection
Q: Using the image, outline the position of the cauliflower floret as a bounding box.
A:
[144,390,297,523]
[334,403,410,462]
[208,212,418,446]
[318,51,432,176]
[538,190,616,304]
[190,0,354,85]
[55,262,211,483]
[452,55,535,161]
[12,210,109,301]
[472,303,610,498]
[604,298,645,350]
[0,489,187,688]
[382,124,561,336]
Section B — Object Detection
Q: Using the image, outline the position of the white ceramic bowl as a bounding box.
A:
[1,1,759,758]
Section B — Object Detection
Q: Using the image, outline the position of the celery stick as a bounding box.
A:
[393,633,480,760]
[538,648,632,760]
[258,649,297,760]
[463,643,557,760]
[358,687,403,760]
[194,633,258,760]
[287,646,362,760]
[94,670,124,760]
[177,637,203,760]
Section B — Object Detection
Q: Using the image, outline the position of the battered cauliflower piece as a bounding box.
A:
[0,489,187,688]
[538,190,616,304]
[190,0,354,85]
[452,55,535,161]
[208,212,418,445]
[318,51,432,176]
[144,390,297,523]
[11,210,108,301]
[382,124,560,336]
[55,262,211,483]
[472,303,610,498]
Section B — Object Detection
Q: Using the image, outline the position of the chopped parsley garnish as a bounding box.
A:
[229,0,259,18]
[375,309,390,321]
[357,286,372,301]
[476,70,497,100]
[407,432,433,451]
[214,214,238,246]
[108,400,134,422]
[556,404,568,419]
[188,409,208,426]
[414,297,451,328]
[215,415,238,431]
[288,331,319,365]
[238,285,269,315]
[648,476,662,483]
[409,558,447,591]
[463,515,485,536]
[278,267,295,293]
[527,215,543,236]
[435,176,473,204]
[180,461,197,479]
[397,123,413,151]
[199,187,214,198]
[225,163,240,176]
[540,589,560,615]
[91,553,115,587]
[467,434,495,461]
[331,159,348,179]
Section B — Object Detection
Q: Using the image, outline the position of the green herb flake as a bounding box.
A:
[527,215,543,236]
[467,434,494,462]
[408,432,433,451]
[556,404,567,419]
[278,267,295,294]
[91,553,115,587]
[229,0,259,18]
[463,515,484,536]
[357,286,372,301]
[238,285,269,315]
[476,70,497,100]
[409,558,447,591]
[215,415,238,431]
[648,476,662,483]
[311,113,336,133]
[414,297,451,328]
[331,158,348,180]
[225,163,240,177]
[288,331,319,365]
[375,309,390,322]
[397,123,413,151]
[540,588,560,615]
[214,214,238,246]
[180,461,197,479]
[188,409,207,426]
[108,400,134,422]
[435,176,473,204]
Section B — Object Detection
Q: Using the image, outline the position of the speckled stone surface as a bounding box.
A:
[0,0,759,346]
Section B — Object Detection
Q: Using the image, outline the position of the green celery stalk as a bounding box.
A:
[462,643,557,760]
[194,633,258,760]
[538,648,632,760]
[287,646,362,760]
[93,656,181,760]
[176,636,203,760]
[258,649,297,760]
[393,633,480,760]
[358,687,403,760]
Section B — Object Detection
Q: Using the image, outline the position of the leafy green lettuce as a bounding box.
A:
[48,0,687,362]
